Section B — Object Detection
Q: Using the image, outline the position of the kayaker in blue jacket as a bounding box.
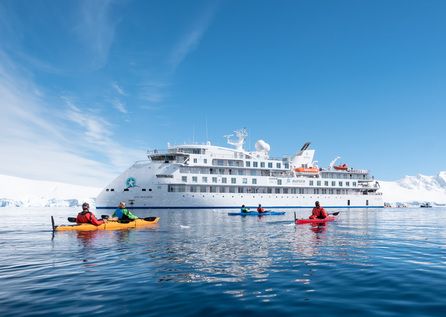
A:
[112,201,139,221]
[240,204,250,213]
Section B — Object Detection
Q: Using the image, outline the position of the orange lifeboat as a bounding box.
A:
[334,164,348,171]
[294,167,319,173]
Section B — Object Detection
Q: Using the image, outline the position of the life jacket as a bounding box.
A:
[312,207,328,219]
[257,207,265,213]
[76,211,104,226]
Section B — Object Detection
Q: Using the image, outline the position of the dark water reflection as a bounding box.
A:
[0,207,446,316]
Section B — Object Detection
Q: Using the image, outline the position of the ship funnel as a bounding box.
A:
[291,142,316,168]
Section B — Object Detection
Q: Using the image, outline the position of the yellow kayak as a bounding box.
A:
[53,217,160,231]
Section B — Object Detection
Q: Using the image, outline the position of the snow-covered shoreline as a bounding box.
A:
[1,172,446,208]
[0,175,101,207]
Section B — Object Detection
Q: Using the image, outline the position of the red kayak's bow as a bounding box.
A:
[295,216,336,225]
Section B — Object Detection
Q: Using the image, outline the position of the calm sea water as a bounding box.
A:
[0,207,445,316]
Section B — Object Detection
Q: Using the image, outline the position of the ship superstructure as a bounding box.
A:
[96,129,383,209]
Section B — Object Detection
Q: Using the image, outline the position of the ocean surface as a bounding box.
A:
[0,207,445,316]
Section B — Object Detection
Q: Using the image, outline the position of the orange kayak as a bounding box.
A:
[53,217,160,231]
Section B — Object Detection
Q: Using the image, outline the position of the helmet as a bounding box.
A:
[82,202,90,209]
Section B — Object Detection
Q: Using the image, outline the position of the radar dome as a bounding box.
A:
[255,140,270,152]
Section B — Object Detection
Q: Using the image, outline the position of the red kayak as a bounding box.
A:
[295,216,336,225]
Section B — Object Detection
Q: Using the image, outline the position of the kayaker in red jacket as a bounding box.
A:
[76,202,106,226]
[309,201,328,219]
[257,204,266,213]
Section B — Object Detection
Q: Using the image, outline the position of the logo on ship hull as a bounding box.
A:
[126,177,137,188]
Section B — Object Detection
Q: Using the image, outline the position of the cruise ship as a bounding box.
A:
[96,129,383,210]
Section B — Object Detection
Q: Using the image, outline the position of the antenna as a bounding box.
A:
[205,118,208,142]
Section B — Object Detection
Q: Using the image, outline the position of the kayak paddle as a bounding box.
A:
[67,216,157,223]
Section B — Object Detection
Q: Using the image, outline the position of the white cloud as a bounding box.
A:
[168,2,219,70]
[0,51,142,187]
[74,0,119,69]
[112,82,126,96]
[111,98,128,113]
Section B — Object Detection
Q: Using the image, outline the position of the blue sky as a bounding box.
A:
[0,0,445,186]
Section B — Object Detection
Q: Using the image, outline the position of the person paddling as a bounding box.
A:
[309,201,328,219]
[112,201,139,221]
[76,202,106,226]
[257,204,266,213]
[240,204,250,213]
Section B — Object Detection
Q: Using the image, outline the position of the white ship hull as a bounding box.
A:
[96,190,383,210]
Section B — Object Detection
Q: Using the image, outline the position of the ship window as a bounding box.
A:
[309,181,314,186]
[219,168,225,174]
[275,188,280,194]
[253,162,258,168]
[276,163,281,169]
[182,176,187,182]
[204,159,207,164]
[209,186,216,193]
[202,177,208,183]
[284,163,289,169]
[317,181,321,186]
[124,188,129,191]
[200,186,206,193]
[324,181,329,186]
[346,182,350,186]
[212,177,217,183]
[336,189,341,194]
[246,161,251,167]
[219,187,226,193]
[222,177,227,184]
[231,178,236,184]
[242,178,247,184]
[332,181,336,186]
[106,189,109,191]
[322,189,327,194]
[278,179,282,185]
[339,181,343,187]
[238,169,245,175]
[149,188,152,191]
[142,189,146,191]
[192,176,198,182]
[190,186,196,192]
[111,189,114,191]
[268,162,273,168]
[366,200,369,206]
[252,178,257,184]
[193,158,197,163]
[353,182,357,186]
[260,162,265,168]
[267,188,272,194]
[229,187,235,193]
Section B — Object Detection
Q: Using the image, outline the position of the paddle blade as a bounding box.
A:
[51,216,55,231]
[67,217,77,223]
[101,215,110,220]
[331,212,340,216]
[143,217,157,222]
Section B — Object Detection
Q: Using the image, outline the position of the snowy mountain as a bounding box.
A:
[379,171,446,206]
[0,174,101,207]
